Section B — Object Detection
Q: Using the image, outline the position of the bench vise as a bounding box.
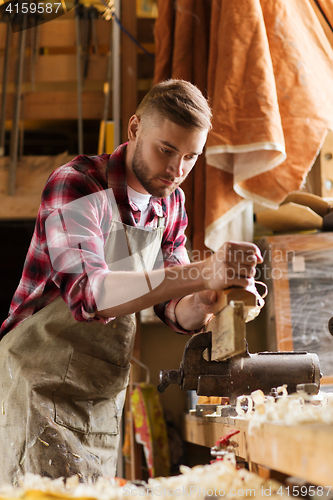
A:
[158,299,321,405]
[157,331,321,404]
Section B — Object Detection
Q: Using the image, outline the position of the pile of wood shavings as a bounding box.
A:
[235,386,333,434]
[0,474,126,500]
[0,461,285,499]
[146,461,283,498]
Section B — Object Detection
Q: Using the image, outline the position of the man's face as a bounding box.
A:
[129,116,208,198]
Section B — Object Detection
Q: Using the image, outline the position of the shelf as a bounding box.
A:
[183,412,333,487]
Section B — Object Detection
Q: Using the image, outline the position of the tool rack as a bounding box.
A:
[0,0,156,217]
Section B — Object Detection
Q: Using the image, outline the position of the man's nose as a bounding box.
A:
[166,157,184,178]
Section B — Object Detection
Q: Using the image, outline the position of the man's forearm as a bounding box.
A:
[96,261,206,318]
[96,241,262,327]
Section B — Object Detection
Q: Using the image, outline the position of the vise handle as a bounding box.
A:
[158,368,182,392]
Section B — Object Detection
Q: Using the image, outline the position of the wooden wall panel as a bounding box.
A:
[4,91,110,120]
[23,91,109,120]
[0,54,108,83]
[34,54,108,82]
[0,154,73,219]
[38,19,112,48]
[0,19,112,49]
[0,17,114,121]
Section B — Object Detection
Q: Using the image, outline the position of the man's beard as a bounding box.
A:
[131,140,178,198]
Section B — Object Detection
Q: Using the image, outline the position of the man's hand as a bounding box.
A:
[175,241,263,331]
[174,290,217,332]
[201,241,263,291]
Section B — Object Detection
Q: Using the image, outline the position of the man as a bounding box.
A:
[0,80,262,484]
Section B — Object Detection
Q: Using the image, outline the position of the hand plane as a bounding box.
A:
[158,290,321,406]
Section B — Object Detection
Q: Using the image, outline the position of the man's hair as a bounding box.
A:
[136,79,212,131]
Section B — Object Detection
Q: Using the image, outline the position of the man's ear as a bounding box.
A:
[128,114,140,141]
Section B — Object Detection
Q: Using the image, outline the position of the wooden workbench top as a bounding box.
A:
[183,412,333,487]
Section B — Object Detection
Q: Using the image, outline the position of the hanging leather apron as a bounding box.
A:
[0,210,164,485]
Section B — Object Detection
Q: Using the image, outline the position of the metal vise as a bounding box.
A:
[158,331,321,405]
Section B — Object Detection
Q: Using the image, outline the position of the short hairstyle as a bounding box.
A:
[136,79,212,131]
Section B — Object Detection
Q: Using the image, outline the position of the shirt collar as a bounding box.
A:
[106,143,128,206]
[150,197,164,217]
[107,142,165,220]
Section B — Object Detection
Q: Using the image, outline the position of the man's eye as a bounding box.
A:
[161,148,172,154]
[185,155,196,160]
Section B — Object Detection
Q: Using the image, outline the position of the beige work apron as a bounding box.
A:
[0,214,164,485]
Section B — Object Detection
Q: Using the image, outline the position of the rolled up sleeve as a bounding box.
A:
[42,169,115,323]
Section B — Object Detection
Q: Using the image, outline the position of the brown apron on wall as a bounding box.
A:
[0,214,164,485]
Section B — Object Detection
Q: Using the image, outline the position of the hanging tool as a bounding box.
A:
[34,21,41,65]
[82,4,90,80]
[29,12,40,92]
[90,6,99,55]
[83,6,99,81]
[0,13,12,157]
[98,17,112,154]
[8,14,28,195]
[19,93,25,158]
[75,0,84,155]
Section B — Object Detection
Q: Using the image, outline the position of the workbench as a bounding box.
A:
[183,412,333,487]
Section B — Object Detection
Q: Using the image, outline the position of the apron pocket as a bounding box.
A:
[53,350,130,435]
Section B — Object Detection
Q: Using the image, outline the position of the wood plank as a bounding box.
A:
[0,19,112,49]
[0,154,73,219]
[320,130,333,198]
[305,154,323,197]
[183,413,333,486]
[0,54,109,84]
[1,80,151,121]
[322,376,333,385]
[38,19,112,48]
[264,232,333,254]
[209,302,246,361]
[209,288,257,316]
[24,91,108,120]
[31,54,108,83]
[248,422,333,487]
[3,91,110,120]
[256,203,323,232]
[182,414,248,459]
[282,192,330,217]
[1,81,105,94]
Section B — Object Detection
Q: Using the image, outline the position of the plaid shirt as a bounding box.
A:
[0,143,192,339]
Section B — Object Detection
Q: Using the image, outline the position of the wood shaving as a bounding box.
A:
[37,438,50,447]
[0,461,286,499]
[235,389,333,434]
